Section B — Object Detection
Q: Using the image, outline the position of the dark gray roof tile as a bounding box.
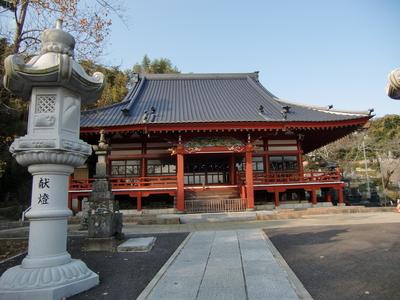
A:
[80,72,371,128]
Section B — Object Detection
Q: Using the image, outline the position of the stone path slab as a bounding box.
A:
[139,229,306,299]
[117,237,156,252]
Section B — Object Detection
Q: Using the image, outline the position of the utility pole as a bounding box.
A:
[378,155,388,206]
[363,142,371,199]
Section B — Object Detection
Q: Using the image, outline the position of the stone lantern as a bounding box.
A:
[387,68,400,99]
[0,20,106,299]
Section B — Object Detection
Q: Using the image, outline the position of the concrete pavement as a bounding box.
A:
[133,212,400,300]
[2,211,397,238]
[138,229,308,300]
[71,211,400,236]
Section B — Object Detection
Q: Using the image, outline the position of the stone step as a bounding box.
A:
[257,206,395,221]
[137,217,180,225]
[66,206,396,226]
[160,212,267,223]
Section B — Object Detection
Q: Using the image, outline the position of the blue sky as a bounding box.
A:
[103,0,400,118]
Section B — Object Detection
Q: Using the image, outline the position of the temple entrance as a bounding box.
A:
[184,156,229,185]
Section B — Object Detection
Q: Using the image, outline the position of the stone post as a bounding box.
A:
[84,130,123,251]
[0,20,106,299]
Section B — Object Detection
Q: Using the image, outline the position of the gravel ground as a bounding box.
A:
[0,232,189,300]
[264,223,400,300]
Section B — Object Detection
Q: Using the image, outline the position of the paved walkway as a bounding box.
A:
[132,212,400,300]
[138,229,309,300]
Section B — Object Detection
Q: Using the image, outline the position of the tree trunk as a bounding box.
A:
[12,0,29,54]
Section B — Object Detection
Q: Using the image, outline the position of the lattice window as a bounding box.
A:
[36,95,56,113]
[111,160,141,177]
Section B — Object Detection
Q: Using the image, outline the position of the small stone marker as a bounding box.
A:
[117,237,156,252]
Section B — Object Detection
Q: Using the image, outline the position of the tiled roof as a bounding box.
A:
[80,72,372,128]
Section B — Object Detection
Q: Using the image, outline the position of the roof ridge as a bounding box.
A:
[141,72,259,80]
[81,100,125,115]
[246,75,283,113]
[121,76,147,116]
[274,98,372,116]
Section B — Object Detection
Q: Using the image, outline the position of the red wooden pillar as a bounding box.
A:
[78,197,83,212]
[137,193,142,211]
[245,150,255,211]
[337,185,344,204]
[311,187,318,205]
[141,157,146,177]
[324,188,332,202]
[297,152,304,173]
[274,189,280,207]
[68,193,73,210]
[67,176,73,210]
[229,154,235,184]
[176,153,185,213]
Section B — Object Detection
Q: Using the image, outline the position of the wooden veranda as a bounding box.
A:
[68,168,345,212]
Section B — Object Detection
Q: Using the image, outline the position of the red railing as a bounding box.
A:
[251,170,340,185]
[69,176,178,191]
[69,170,341,192]
[69,178,95,190]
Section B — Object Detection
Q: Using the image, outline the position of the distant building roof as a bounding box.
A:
[80,72,372,128]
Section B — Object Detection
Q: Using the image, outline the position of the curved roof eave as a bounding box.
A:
[273,98,373,117]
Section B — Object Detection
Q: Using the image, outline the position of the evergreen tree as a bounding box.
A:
[0,38,30,205]
[131,55,180,74]
[81,61,129,109]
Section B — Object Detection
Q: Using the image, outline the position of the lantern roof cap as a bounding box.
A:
[40,19,75,57]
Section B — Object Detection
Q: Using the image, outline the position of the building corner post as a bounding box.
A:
[245,149,255,211]
[176,152,185,213]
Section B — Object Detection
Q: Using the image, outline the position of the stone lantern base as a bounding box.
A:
[0,259,99,300]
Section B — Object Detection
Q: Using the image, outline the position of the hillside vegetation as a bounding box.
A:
[304,114,400,202]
